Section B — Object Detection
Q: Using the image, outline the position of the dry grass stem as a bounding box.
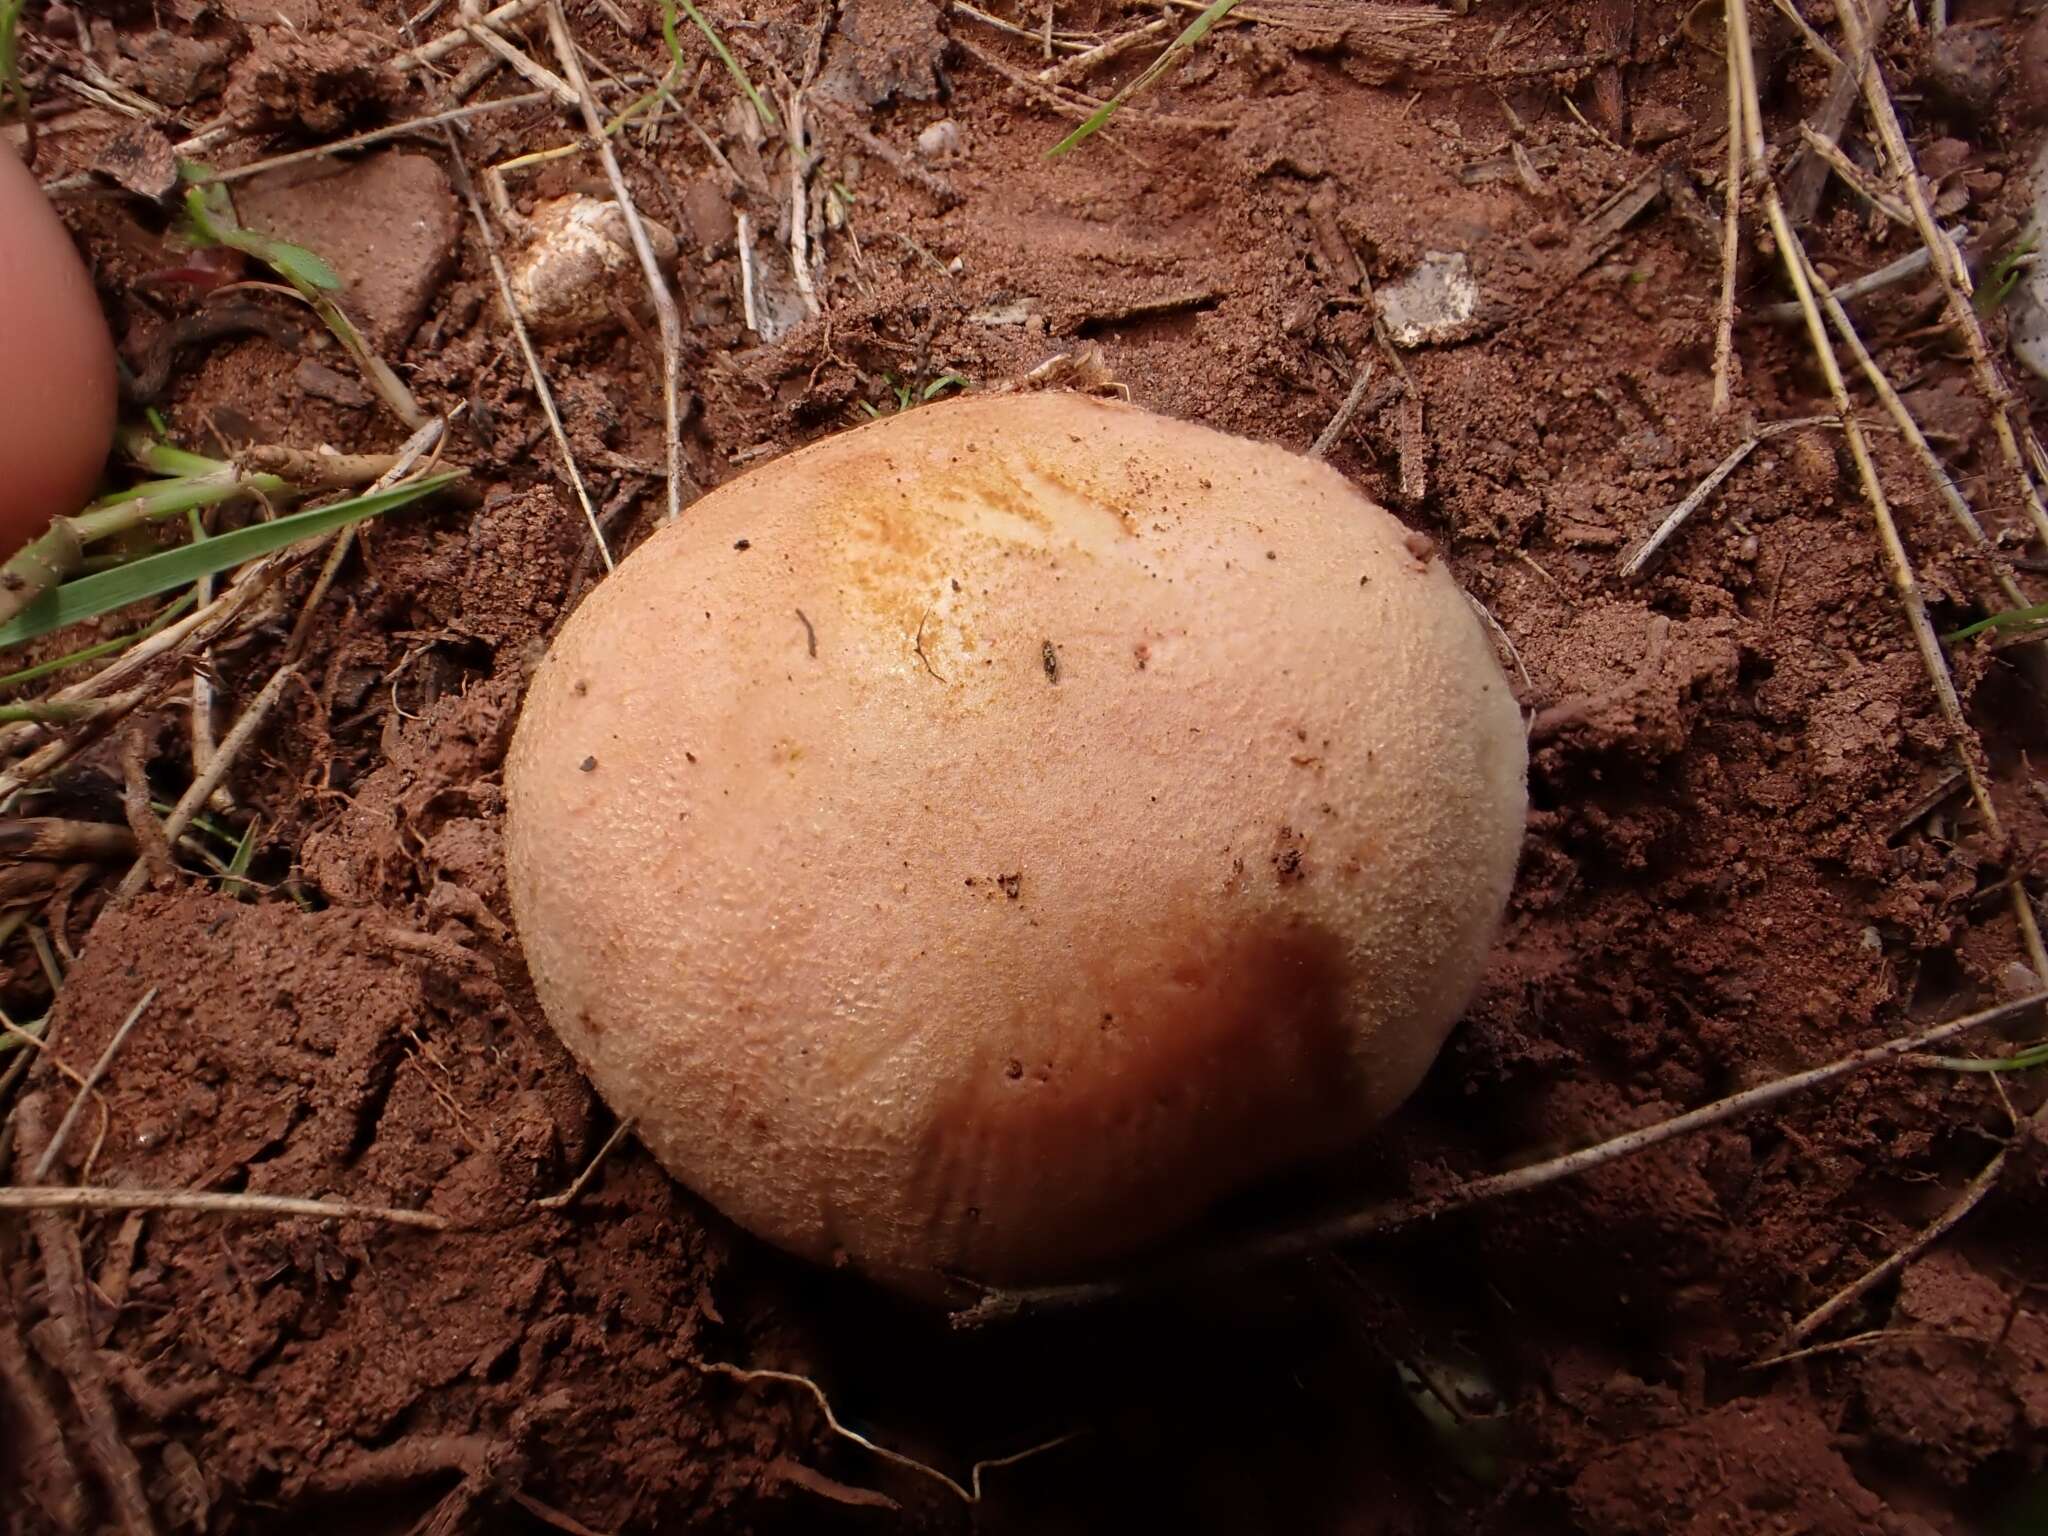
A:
[702,1358,1080,1503]
[1622,417,1834,582]
[1770,0,1842,67]
[737,209,761,335]
[952,33,1230,134]
[1835,0,2048,550]
[430,110,613,569]
[1039,16,1173,86]
[1780,1107,2039,1344]
[950,0,1093,53]
[0,1185,451,1227]
[1801,245,2033,610]
[1712,24,1743,415]
[457,0,577,105]
[401,0,541,67]
[1783,0,1891,225]
[536,1116,635,1209]
[786,92,822,320]
[29,988,156,1182]
[955,991,2048,1325]
[1754,1328,1970,1370]
[283,416,450,662]
[1796,121,1912,225]
[114,666,295,901]
[543,0,687,525]
[1755,233,1954,323]
[0,688,152,811]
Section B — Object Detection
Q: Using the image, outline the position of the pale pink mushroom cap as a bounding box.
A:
[505,392,1526,1294]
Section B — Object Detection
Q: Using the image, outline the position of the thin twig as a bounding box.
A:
[30,989,156,1182]
[1712,18,1742,414]
[543,0,686,526]
[0,1185,450,1227]
[702,1359,1080,1503]
[536,1116,635,1209]
[1779,1112,2033,1344]
[113,666,295,901]
[1752,1327,1970,1370]
[196,93,549,184]
[283,417,449,663]
[458,0,577,104]
[1836,0,2048,551]
[1727,0,2048,981]
[1796,120,1911,225]
[13,1098,160,1536]
[954,991,2048,1325]
[400,0,542,66]
[1803,244,2034,611]
[1754,234,1954,322]
[1622,417,1834,581]
[1782,0,1891,226]
[1308,358,1375,459]
[428,86,613,569]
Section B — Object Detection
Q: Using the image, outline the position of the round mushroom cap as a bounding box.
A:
[0,144,118,553]
[505,392,1526,1295]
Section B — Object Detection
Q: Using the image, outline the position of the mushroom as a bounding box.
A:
[0,143,118,553]
[505,392,1526,1296]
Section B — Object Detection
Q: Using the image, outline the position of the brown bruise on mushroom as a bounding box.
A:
[505,392,1526,1296]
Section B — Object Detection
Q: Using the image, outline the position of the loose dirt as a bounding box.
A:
[5,1,2048,1533]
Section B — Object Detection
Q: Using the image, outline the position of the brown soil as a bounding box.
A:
[5,1,2048,1533]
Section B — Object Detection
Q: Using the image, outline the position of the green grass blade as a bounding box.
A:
[0,474,461,650]
[670,0,778,131]
[233,232,341,291]
[220,816,260,899]
[179,185,342,290]
[1944,602,2048,643]
[1926,1042,2048,1073]
[150,800,240,850]
[1976,238,2038,315]
[0,591,198,693]
[1047,0,1240,159]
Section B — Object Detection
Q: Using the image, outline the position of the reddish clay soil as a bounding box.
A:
[5,1,2048,1533]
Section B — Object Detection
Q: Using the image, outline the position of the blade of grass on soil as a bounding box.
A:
[177,181,424,426]
[1046,0,1241,159]
[665,0,777,131]
[1945,602,2048,643]
[0,0,28,142]
[0,473,461,650]
[0,467,291,627]
[0,590,198,693]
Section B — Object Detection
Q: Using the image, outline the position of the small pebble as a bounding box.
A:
[916,118,961,159]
